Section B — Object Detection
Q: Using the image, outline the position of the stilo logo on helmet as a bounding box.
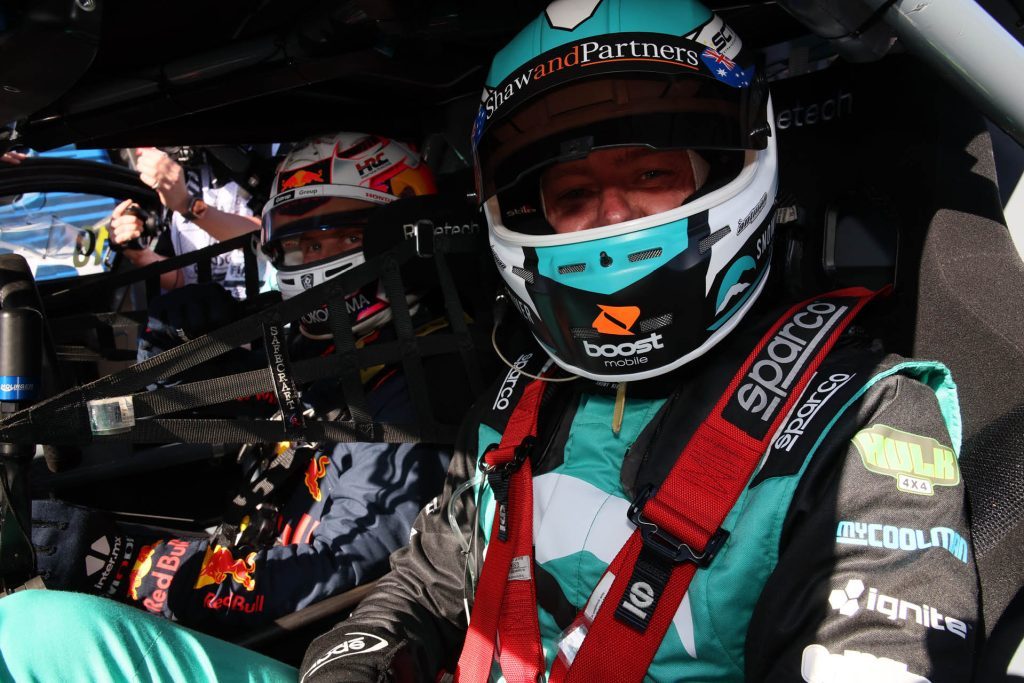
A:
[475,0,778,382]
[261,132,437,340]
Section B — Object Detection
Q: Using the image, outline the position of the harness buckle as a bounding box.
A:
[479,436,536,479]
[480,437,536,542]
[627,484,730,567]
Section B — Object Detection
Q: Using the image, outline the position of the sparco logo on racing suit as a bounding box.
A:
[301,632,390,682]
[493,353,533,411]
[828,579,968,639]
[853,424,960,496]
[723,299,850,438]
[772,373,854,453]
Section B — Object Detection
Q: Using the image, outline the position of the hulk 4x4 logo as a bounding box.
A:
[852,424,960,496]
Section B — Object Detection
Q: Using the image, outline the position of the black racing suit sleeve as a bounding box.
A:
[124,439,449,634]
[129,370,451,634]
[300,401,486,683]
[746,369,981,682]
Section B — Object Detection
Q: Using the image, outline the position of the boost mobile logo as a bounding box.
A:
[853,425,960,496]
[584,333,664,367]
[302,633,389,682]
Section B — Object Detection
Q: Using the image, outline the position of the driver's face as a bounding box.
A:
[297,228,363,263]
[274,196,371,264]
[540,147,696,233]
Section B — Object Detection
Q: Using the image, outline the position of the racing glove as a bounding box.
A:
[30,499,140,598]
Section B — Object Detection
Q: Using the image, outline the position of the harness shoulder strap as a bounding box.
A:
[456,286,886,683]
[554,287,886,683]
[457,378,548,683]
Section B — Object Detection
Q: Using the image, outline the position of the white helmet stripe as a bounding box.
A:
[262,184,396,217]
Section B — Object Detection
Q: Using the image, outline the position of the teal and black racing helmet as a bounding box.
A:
[475,0,778,381]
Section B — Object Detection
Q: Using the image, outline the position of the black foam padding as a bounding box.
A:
[772,55,1024,635]
[961,403,1024,630]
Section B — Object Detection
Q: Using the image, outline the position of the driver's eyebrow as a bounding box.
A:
[547,148,671,178]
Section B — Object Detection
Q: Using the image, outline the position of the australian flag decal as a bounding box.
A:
[701,48,754,88]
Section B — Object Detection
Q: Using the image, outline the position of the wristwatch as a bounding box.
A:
[180,195,208,222]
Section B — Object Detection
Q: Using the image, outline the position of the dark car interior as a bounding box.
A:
[2,0,1024,676]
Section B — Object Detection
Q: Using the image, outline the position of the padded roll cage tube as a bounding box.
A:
[0,234,483,447]
[875,0,1024,147]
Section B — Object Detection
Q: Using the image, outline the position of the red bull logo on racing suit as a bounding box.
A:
[195,545,258,591]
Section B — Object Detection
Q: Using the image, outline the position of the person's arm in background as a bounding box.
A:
[30,438,449,635]
[136,148,261,241]
[109,199,181,290]
[300,414,484,682]
[1,151,28,164]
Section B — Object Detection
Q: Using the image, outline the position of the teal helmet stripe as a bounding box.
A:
[534,217,688,295]
[714,255,756,313]
[488,0,714,86]
[707,261,769,332]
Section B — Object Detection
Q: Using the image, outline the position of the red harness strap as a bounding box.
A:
[457,287,885,683]
[550,287,885,683]
[456,378,547,683]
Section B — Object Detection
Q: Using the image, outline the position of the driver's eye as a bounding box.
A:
[558,187,592,202]
[639,169,672,182]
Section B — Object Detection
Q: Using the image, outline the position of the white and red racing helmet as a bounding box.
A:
[261,132,437,338]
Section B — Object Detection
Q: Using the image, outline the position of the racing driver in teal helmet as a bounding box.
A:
[301,1,979,681]
[0,1,978,681]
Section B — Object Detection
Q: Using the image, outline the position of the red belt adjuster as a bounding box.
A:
[614,484,730,632]
[626,484,730,568]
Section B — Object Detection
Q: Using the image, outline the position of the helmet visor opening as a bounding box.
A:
[261,208,373,266]
[476,71,766,202]
[487,128,748,236]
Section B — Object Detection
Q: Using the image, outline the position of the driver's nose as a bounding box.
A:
[596,187,640,228]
